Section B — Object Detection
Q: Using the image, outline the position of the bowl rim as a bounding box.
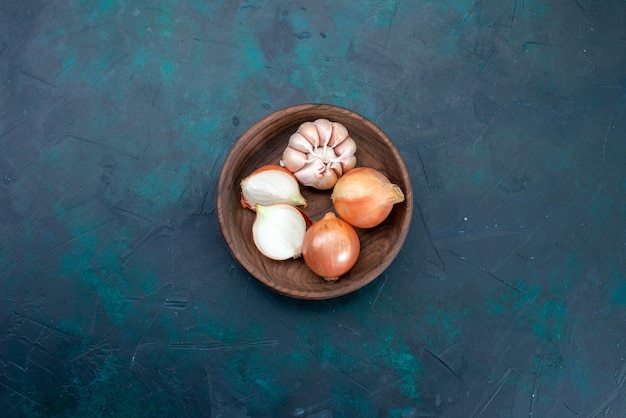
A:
[216,103,412,299]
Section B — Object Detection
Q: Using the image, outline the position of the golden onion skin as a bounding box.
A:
[331,167,404,229]
[302,212,360,282]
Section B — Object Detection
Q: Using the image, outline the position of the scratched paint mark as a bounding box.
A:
[369,0,402,27]
[60,220,158,325]
[62,244,123,324]
[179,307,285,407]
[69,354,171,416]
[525,0,551,18]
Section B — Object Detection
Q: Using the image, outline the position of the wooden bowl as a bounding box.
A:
[216,104,412,300]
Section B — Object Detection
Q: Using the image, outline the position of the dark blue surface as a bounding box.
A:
[1,0,625,416]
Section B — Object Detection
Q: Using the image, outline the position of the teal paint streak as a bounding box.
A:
[56,199,158,325]
[61,235,133,325]
[611,284,626,305]
[488,277,571,345]
[432,0,481,18]
[160,59,176,82]
[533,299,566,342]
[609,260,626,305]
[187,304,239,343]
[74,0,121,24]
[131,46,147,67]
[369,0,402,27]
[520,254,577,346]
[485,292,507,316]
[285,349,309,369]
[99,0,114,13]
[423,304,462,349]
[56,319,88,341]
[289,7,312,34]
[568,356,598,398]
[339,394,375,417]
[38,28,66,49]
[178,304,290,411]
[548,146,575,172]
[132,159,194,215]
[590,192,614,224]
[390,407,418,418]
[240,46,266,78]
[525,0,551,18]
[69,355,166,416]
[565,253,581,274]
[472,169,485,185]
[379,337,422,399]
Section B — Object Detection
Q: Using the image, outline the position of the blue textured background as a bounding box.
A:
[1,0,625,416]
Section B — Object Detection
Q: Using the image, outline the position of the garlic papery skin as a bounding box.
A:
[241,165,307,210]
[281,119,357,190]
[252,204,307,260]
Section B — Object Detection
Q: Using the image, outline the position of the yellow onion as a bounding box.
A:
[240,164,306,210]
[252,204,306,260]
[331,167,405,229]
[302,212,360,282]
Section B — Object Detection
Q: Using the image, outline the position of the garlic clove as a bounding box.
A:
[328,122,349,147]
[292,160,321,187]
[241,165,307,210]
[329,161,343,177]
[297,122,320,148]
[334,138,357,172]
[342,155,357,172]
[333,137,356,162]
[294,158,338,190]
[288,132,314,153]
[252,204,306,260]
[281,146,308,172]
[321,144,339,161]
[313,118,333,147]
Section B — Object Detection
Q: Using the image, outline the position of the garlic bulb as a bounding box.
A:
[241,165,307,210]
[281,119,357,190]
[252,204,307,260]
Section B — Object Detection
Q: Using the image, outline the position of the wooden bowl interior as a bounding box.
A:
[217,104,412,299]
